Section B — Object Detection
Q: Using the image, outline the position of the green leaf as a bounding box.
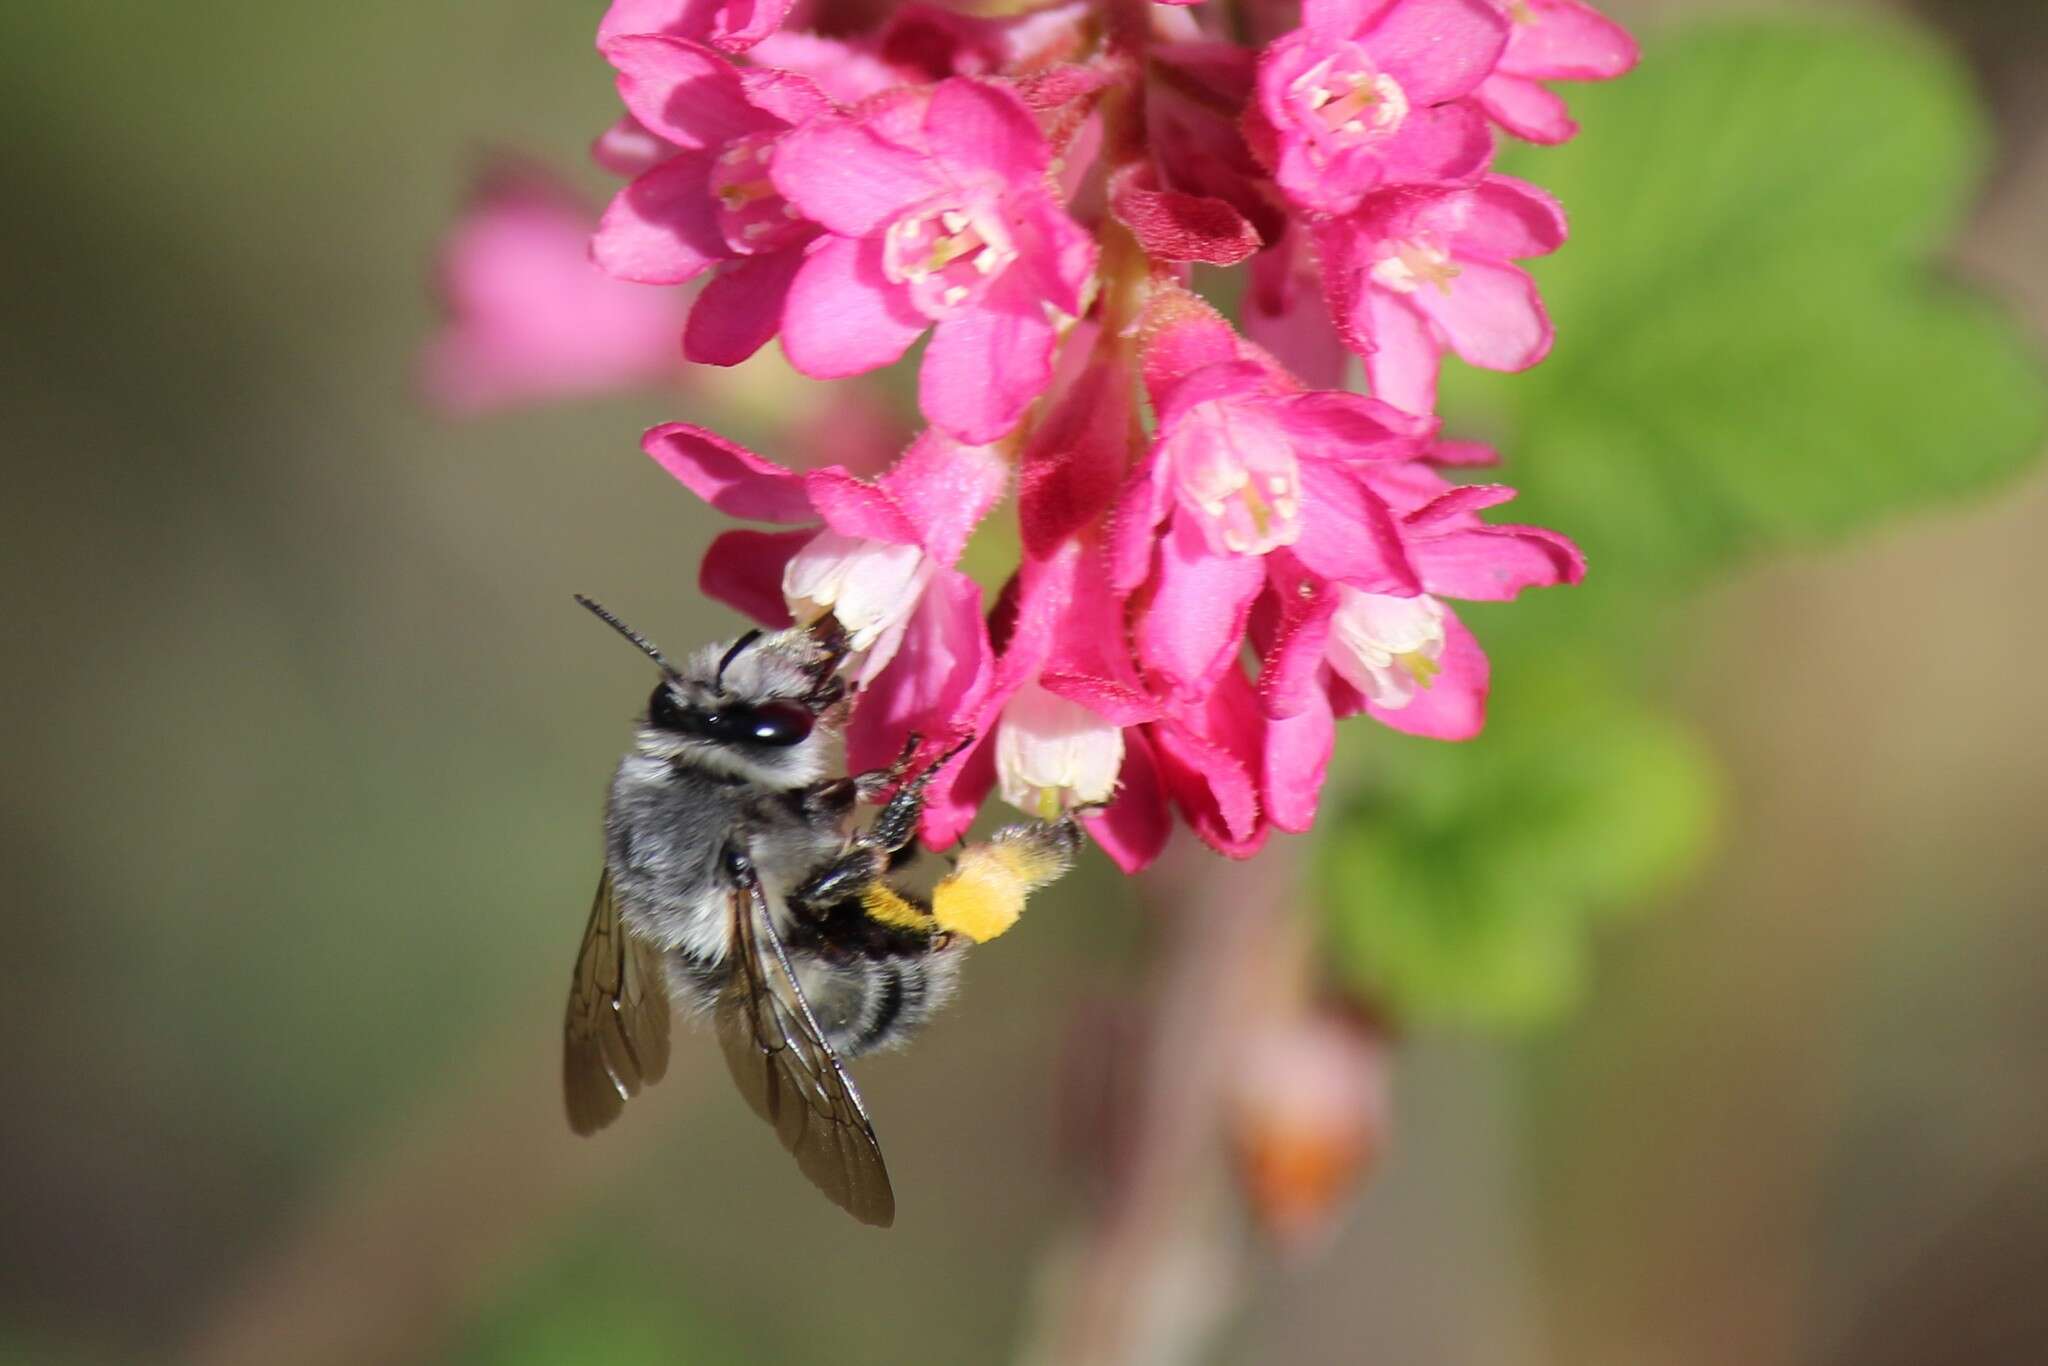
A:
[1313,16,2046,1029]
[1317,666,1719,1028]
[1442,16,2048,584]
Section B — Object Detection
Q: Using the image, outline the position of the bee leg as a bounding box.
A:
[790,848,887,914]
[793,736,976,918]
[848,730,927,803]
[928,815,1082,944]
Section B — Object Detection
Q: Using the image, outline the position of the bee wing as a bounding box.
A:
[716,879,896,1228]
[563,868,673,1135]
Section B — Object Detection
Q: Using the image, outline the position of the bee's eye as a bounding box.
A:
[648,684,686,730]
[743,700,814,747]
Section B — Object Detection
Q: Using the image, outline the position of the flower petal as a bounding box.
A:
[683,247,803,365]
[780,235,927,378]
[1367,0,1510,105]
[1150,669,1267,856]
[919,296,1057,443]
[644,421,812,521]
[771,113,944,237]
[918,731,998,847]
[1267,390,1434,459]
[1358,290,1441,416]
[1020,354,1130,559]
[1255,558,1340,719]
[801,468,920,544]
[1082,727,1172,873]
[1377,100,1495,186]
[1109,162,1262,266]
[593,153,724,285]
[881,430,1011,564]
[1409,524,1585,599]
[1500,0,1639,81]
[598,0,716,46]
[1108,449,1173,595]
[698,526,811,623]
[844,569,993,777]
[1290,461,1420,593]
[1473,72,1577,144]
[1458,175,1568,260]
[925,78,1049,182]
[1136,513,1268,699]
[1409,257,1553,372]
[603,35,767,150]
[1262,691,1335,833]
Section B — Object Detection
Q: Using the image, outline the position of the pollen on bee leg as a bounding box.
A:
[930,821,1079,944]
[861,883,938,933]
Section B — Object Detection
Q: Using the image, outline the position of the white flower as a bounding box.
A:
[1324,588,1445,709]
[995,681,1123,818]
[782,530,931,680]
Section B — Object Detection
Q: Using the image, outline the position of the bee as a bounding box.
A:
[563,595,1080,1226]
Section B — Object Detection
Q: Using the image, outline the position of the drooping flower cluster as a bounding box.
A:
[448,0,1634,869]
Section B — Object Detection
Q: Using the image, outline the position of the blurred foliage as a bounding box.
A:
[452,1249,745,1366]
[1321,667,1718,1026]
[1317,16,2047,1025]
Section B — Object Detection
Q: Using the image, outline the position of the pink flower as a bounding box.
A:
[894,352,1274,869]
[420,166,687,414]
[1474,0,1639,145]
[1249,0,1507,216]
[645,421,1008,778]
[1111,311,1433,703]
[1255,463,1584,830]
[592,36,832,366]
[597,0,794,55]
[771,78,1097,442]
[1318,173,1565,415]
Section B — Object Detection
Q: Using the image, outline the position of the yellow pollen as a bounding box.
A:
[1035,787,1063,821]
[1401,244,1461,295]
[1322,84,1376,129]
[717,177,776,209]
[1507,0,1536,24]
[1397,650,1441,687]
[924,229,982,274]
[1239,480,1273,539]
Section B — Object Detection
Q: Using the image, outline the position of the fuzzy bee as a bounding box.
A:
[563,596,1079,1226]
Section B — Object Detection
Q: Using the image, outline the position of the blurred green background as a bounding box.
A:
[4,1,2046,1363]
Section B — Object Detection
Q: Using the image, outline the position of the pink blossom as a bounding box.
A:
[906,353,1279,868]
[1474,0,1639,145]
[1318,173,1565,415]
[592,36,832,366]
[1254,464,1584,829]
[420,166,687,414]
[1248,0,1507,216]
[597,0,794,55]
[770,78,1097,442]
[645,421,1008,779]
[1111,311,1432,703]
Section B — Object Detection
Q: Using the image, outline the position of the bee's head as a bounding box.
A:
[577,598,849,789]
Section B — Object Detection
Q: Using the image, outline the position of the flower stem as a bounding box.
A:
[1019,839,1302,1366]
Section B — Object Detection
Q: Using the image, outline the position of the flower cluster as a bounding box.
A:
[564,0,1633,869]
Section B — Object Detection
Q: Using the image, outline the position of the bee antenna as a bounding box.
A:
[574,595,680,676]
[715,629,764,688]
